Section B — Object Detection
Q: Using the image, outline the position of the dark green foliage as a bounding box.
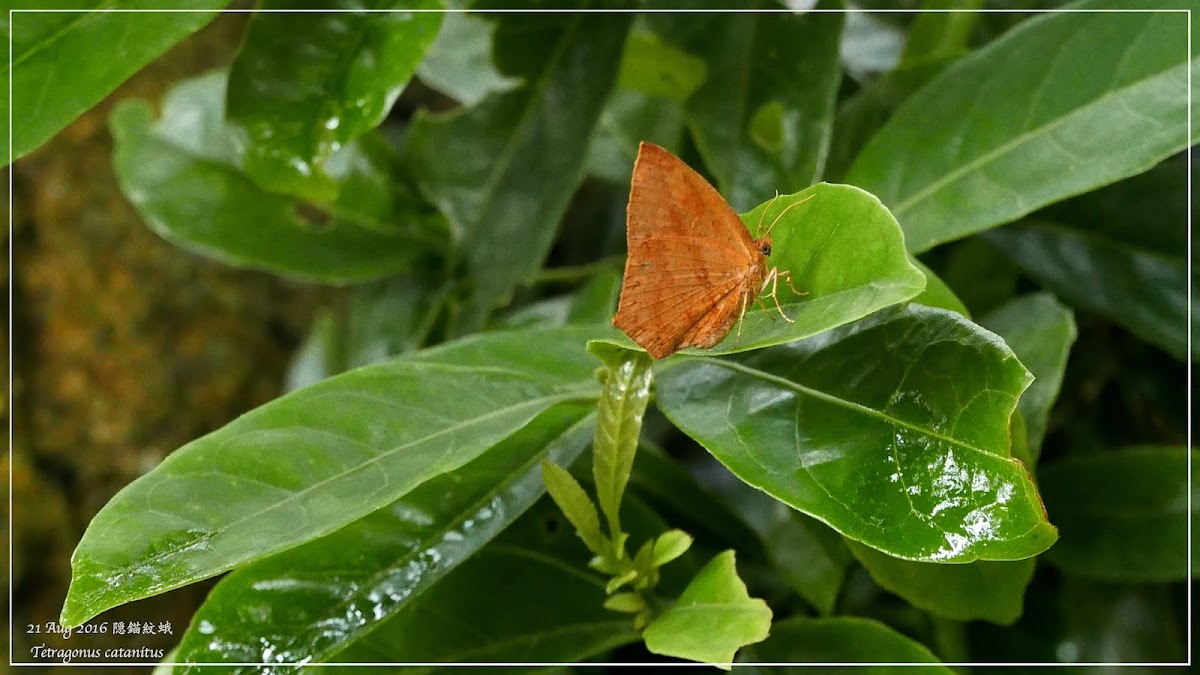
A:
[12,0,1189,668]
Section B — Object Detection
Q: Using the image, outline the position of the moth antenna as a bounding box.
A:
[764,193,815,238]
[754,191,782,238]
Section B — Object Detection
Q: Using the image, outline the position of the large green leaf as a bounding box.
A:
[593,183,926,358]
[980,293,1077,460]
[847,0,1196,253]
[227,0,443,201]
[3,0,227,164]
[171,409,594,671]
[320,495,684,668]
[61,326,602,627]
[111,71,444,283]
[1040,446,1195,581]
[656,304,1057,562]
[650,2,844,211]
[985,220,1192,361]
[404,8,631,331]
[848,541,1035,625]
[751,616,951,672]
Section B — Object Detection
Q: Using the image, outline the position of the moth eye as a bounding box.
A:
[760,242,772,256]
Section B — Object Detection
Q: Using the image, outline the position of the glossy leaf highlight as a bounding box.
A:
[323,496,680,667]
[62,326,601,627]
[227,0,443,200]
[111,71,442,283]
[172,409,595,670]
[657,304,1056,562]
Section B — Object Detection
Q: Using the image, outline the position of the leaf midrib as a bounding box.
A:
[295,414,596,664]
[469,12,583,237]
[690,357,1005,463]
[6,0,121,74]
[891,55,1190,218]
[77,386,597,607]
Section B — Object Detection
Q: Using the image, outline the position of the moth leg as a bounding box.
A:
[735,291,750,347]
[758,268,796,324]
[777,269,808,298]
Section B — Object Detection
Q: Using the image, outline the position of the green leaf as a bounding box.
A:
[172,408,595,671]
[985,220,1192,360]
[323,494,684,668]
[416,11,520,105]
[1057,577,1186,663]
[227,0,442,201]
[61,326,602,627]
[750,616,952,672]
[404,9,631,330]
[604,592,645,613]
[940,236,1020,316]
[912,258,970,317]
[616,28,707,102]
[652,2,844,210]
[643,551,772,670]
[848,541,1036,625]
[593,183,926,358]
[111,71,443,283]
[898,0,982,68]
[586,88,687,186]
[542,459,608,558]
[1008,411,1032,469]
[652,530,693,568]
[628,446,768,561]
[1040,446,1195,581]
[826,57,953,183]
[566,270,622,325]
[589,344,654,537]
[1040,153,1187,259]
[285,279,447,392]
[723,480,851,617]
[847,0,1196,253]
[3,0,227,164]
[980,293,1077,460]
[656,304,1057,562]
[321,498,642,668]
